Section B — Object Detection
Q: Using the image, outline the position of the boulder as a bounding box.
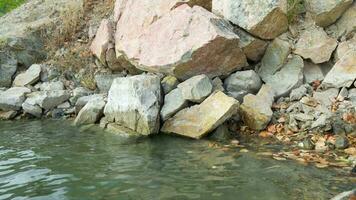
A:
[0,58,17,87]
[39,81,65,91]
[224,70,262,102]
[162,91,239,139]
[294,26,338,64]
[95,73,124,93]
[70,87,94,105]
[303,61,325,84]
[258,38,291,82]
[321,51,356,88]
[160,88,188,121]
[74,99,106,125]
[264,55,304,97]
[177,74,213,103]
[25,90,71,110]
[161,76,179,94]
[90,19,113,63]
[233,28,268,62]
[212,0,288,39]
[327,2,355,39]
[104,74,162,135]
[117,4,247,80]
[335,35,356,61]
[22,101,42,118]
[75,94,106,113]
[240,85,275,131]
[40,65,60,82]
[13,64,41,86]
[305,0,353,27]
[0,87,31,111]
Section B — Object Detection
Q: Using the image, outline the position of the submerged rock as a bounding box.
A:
[13,64,41,87]
[162,91,239,139]
[74,99,106,125]
[0,87,31,111]
[177,74,213,103]
[104,74,161,135]
[212,0,288,39]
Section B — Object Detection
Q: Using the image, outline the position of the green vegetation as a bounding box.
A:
[0,0,26,16]
[287,0,305,23]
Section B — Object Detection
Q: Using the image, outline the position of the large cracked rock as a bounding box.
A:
[327,2,355,39]
[162,91,239,139]
[305,0,353,27]
[104,74,162,136]
[116,4,247,80]
[0,87,31,111]
[294,25,338,64]
[212,0,288,39]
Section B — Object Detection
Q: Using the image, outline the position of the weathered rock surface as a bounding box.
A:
[212,77,225,92]
[258,38,291,82]
[0,87,31,111]
[13,64,41,86]
[70,87,93,105]
[303,61,326,84]
[39,81,65,91]
[240,85,275,131]
[177,74,213,103]
[327,2,355,39]
[90,19,113,63]
[0,58,17,87]
[160,88,188,121]
[95,73,124,93]
[335,35,356,61]
[321,51,356,88]
[162,91,239,139]
[264,55,304,97]
[22,101,42,118]
[313,88,339,107]
[233,28,268,62]
[117,4,247,80]
[74,99,106,125]
[212,0,288,39]
[224,70,262,102]
[161,76,179,94]
[75,94,106,113]
[305,0,353,27]
[104,74,161,135]
[0,111,17,120]
[25,90,71,110]
[294,26,338,64]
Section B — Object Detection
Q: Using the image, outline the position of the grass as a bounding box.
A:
[287,0,305,23]
[0,0,27,16]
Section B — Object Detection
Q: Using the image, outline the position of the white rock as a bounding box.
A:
[0,87,31,111]
[13,64,41,86]
[74,99,106,125]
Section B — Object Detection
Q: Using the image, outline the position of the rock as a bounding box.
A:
[162,91,239,139]
[0,58,17,87]
[303,61,325,84]
[290,85,309,101]
[311,113,333,130]
[57,101,71,109]
[74,99,106,125]
[75,94,106,113]
[25,90,71,110]
[349,88,356,102]
[233,27,268,62]
[212,77,225,92]
[258,38,291,82]
[0,87,31,111]
[209,124,233,142]
[40,65,60,82]
[104,74,161,135]
[224,70,262,102]
[95,73,124,93]
[264,55,304,98]
[161,76,179,94]
[337,87,349,101]
[335,136,349,149]
[117,4,247,80]
[22,101,42,118]
[13,64,41,86]
[51,109,65,119]
[240,85,275,131]
[306,0,353,27]
[294,26,338,64]
[321,51,356,88]
[160,88,188,121]
[313,88,339,107]
[106,123,143,137]
[39,81,64,91]
[177,74,213,103]
[327,2,356,39]
[90,19,113,63]
[105,45,125,72]
[0,111,17,120]
[293,113,314,122]
[70,87,93,105]
[335,35,356,61]
[212,0,288,39]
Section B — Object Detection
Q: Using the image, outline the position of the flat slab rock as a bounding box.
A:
[116,4,247,80]
[162,91,239,139]
[13,64,41,87]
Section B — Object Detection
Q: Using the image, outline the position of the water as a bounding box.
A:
[0,120,354,200]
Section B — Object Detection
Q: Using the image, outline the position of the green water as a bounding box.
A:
[0,120,354,200]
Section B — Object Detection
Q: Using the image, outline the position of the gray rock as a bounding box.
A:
[177,74,213,103]
[57,101,71,109]
[240,85,275,130]
[337,87,349,101]
[40,65,60,82]
[311,113,333,130]
[335,136,349,149]
[0,87,31,111]
[95,73,124,93]
[326,2,355,40]
[74,99,106,125]
[212,77,225,92]
[349,88,356,102]
[25,90,71,110]
[39,81,64,91]
[313,88,339,107]
[0,59,17,87]
[264,55,304,98]
[224,70,262,102]
[303,61,325,84]
[0,110,18,120]
[293,113,315,122]
[209,124,233,142]
[22,101,42,118]
[212,0,288,39]
[104,74,162,135]
[13,64,41,86]
[160,88,188,121]
[290,85,309,101]
[70,87,93,105]
[161,76,179,94]
[75,94,106,113]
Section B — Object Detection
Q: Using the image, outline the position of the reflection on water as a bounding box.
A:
[0,120,354,200]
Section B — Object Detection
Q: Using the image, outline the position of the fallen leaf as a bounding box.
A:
[259,131,273,138]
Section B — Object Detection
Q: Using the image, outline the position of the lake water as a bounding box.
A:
[0,120,354,200]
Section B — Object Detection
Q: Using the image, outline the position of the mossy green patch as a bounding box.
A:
[0,0,27,17]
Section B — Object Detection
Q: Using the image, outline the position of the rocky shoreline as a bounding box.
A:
[0,0,355,176]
